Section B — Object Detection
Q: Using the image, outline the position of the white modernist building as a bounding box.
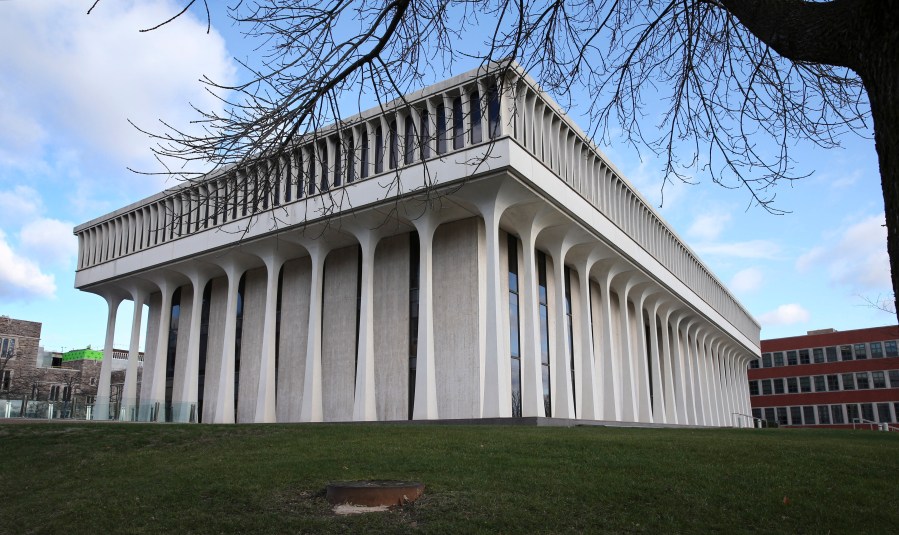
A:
[74,64,761,426]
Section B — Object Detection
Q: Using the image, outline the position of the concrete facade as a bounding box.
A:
[73,63,761,426]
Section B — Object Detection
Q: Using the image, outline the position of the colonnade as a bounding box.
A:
[88,180,755,426]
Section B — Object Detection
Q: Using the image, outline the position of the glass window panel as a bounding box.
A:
[469,90,482,144]
[776,407,788,425]
[752,408,762,420]
[799,349,810,364]
[856,372,870,389]
[870,342,883,358]
[762,353,772,368]
[885,340,898,357]
[817,405,831,424]
[452,96,464,150]
[841,345,853,360]
[790,406,803,425]
[762,379,772,395]
[854,343,867,359]
[889,369,899,387]
[847,404,859,422]
[764,408,775,423]
[842,373,855,390]
[799,377,811,393]
[773,352,784,367]
[827,375,840,391]
[813,348,824,363]
[749,359,759,369]
[831,405,845,424]
[749,381,759,396]
[360,130,369,179]
[814,375,826,392]
[872,371,886,388]
[786,351,797,366]
[404,115,415,165]
[787,377,798,393]
[389,120,398,169]
[803,406,816,424]
[773,379,784,394]
[877,403,892,422]
[436,104,447,154]
[861,403,875,421]
[825,346,838,362]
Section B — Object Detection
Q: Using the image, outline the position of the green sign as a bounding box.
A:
[62,349,103,362]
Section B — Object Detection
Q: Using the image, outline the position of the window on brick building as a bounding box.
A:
[847,404,859,423]
[813,375,826,392]
[787,377,798,393]
[803,406,816,424]
[856,372,870,389]
[799,377,811,393]
[870,342,883,358]
[831,405,845,424]
[776,407,788,425]
[1,370,10,391]
[861,403,875,421]
[773,379,785,394]
[889,370,899,388]
[827,375,840,391]
[841,345,853,361]
[854,343,867,359]
[877,403,892,423]
[813,348,824,363]
[825,346,838,362]
[761,379,772,395]
[749,381,759,396]
[799,349,810,364]
[790,406,802,425]
[762,353,772,368]
[786,351,797,366]
[773,352,784,367]
[871,371,886,388]
[842,373,855,390]
[817,405,831,424]
[885,340,898,357]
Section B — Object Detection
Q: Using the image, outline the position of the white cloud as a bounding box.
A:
[0,185,44,227]
[729,267,763,295]
[693,240,781,259]
[758,304,810,327]
[687,211,731,241]
[0,230,56,300]
[19,218,78,267]
[796,213,889,291]
[0,0,237,181]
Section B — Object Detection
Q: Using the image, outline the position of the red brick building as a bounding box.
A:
[749,326,899,428]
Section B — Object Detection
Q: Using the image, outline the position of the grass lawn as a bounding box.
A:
[0,423,896,533]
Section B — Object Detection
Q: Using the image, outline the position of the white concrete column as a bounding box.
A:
[94,295,122,421]
[174,269,211,423]
[412,216,439,420]
[212,261,247,424]
[631,286,653,423]
[352,230,380,421]
[255,252,287,423]
[547,242,574,419]
[300,243,329,422]
[516,220,547,418]
[480,205,511,418]
[595,263,622,421]
[645,296,666,424]
[611,276,636,422]
[147,281,175,421]
[121,289,147,421]
[669,312,689,424]
[711,340,725,426]
[657,304,677,424]
[576,261,599,420]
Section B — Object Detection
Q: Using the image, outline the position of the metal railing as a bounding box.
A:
[852,418,898,432]
[731,412,766,428]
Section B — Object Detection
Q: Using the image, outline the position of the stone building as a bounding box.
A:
[73,63,761,425]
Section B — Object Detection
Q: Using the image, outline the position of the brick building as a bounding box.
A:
[748,326,899,428]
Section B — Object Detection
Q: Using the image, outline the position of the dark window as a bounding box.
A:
[470,90,482,144]
[827,375,840,391]
[375,125,384,174]
[861,403,875,421]
[538,250,551,417]
[564,266,576,414]
[817,405,831,424]
[333,139,342,188]
[761,379,772,395]
[419,109,430,160]
[854,343,867,359]
[787,377,798,393]
[803,405,816,425]
[790,406,803,425]
[773,352,784,367]
[889,369,899,388]
[813,375,826,392]
[847,404,859,422]
[776,407,788,425]
[799,349,810,365]
[831,405,845,424]
[752,408,762,420]
[825,346,838,362]
[452,96,464,150]
[872,371,886,388]
[346,134,355,183]
[762,353,772,368]
[307,148,316,196]
[856,372,870,389]
[885,340,898,357]
[842,373,855,390]
[294,150,304,199]
[877,403,892,423]
[361,130,370,179]
[786,351,797,366]
[799,376,811,393]
[488,85,501,138]
[749,359,759,369]
[764,408,776,424]
[1,370,10,391]
[841,345,853,360]
[813,348,824,363]
[404,115,415,165]
[508,234,522,417]
[773,379,785,394]
[389,120,398,169]
[870,342,883,358]
[436,104,447,154]
[749,380,759,396]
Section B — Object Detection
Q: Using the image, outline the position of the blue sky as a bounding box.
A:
[0,0,892,352]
